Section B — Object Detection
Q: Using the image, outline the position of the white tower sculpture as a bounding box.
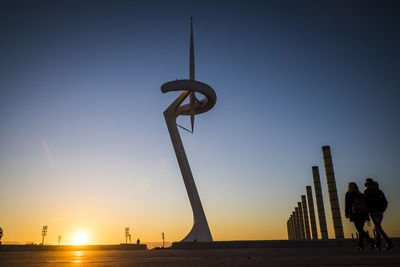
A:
[161,18,216,242]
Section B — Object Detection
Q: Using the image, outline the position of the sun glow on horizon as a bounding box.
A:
[73,231,88,245]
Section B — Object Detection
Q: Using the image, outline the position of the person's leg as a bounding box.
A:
[354,218,374,249]
[375,228,382,249]
[354,220,364,249]
[372,215,382,250]
[371,212,393,248]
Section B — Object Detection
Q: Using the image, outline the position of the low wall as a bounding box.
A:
[0,244,147,252]
[172,238,400,249]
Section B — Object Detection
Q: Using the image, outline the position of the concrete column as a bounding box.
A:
[294,208,300,240]
[301,195,311,240]
[287,220,290,240]
[312,166,328,239]
[290,215,295,240]
[292,214,296,240]
[289,217,294,240]
[292,211,298,240]
[306,186,318,239]
[297,202,305,240]
[322,146,344,239]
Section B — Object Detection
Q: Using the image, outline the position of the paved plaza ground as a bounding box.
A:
[0,246,399,266]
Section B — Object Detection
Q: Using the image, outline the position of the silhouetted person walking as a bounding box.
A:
[364,178,393,250]
[345,182,375,250]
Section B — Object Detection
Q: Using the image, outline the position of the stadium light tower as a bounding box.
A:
[125,227,130,245]
[0,227,3,245]
[41,226,48,245]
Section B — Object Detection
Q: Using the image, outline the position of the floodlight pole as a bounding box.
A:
[125,227,130,245]
[0,227,3,245]
[41,226,48,245]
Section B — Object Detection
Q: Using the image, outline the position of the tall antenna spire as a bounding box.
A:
[189,17,196,132]
[190,17,195,80]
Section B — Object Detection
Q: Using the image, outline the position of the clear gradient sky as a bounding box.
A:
[1,0,400,245]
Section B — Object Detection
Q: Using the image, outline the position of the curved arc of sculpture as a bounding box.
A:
[161,79,216,242]
[161,79,216,116]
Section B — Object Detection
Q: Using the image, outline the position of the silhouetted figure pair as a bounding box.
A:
[364,178,393,250]
[345,182,374,250]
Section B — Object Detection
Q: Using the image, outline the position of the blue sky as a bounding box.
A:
[1,0,399,243]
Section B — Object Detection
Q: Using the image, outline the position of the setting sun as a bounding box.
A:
[73,231,88,245]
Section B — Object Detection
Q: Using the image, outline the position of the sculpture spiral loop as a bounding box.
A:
[161,79,216,116]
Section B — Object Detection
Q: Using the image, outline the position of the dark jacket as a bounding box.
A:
[364,182,388,212]
[345,191,369,222]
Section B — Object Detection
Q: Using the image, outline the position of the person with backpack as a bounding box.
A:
[345,182,375,250]
[364,178,393,250]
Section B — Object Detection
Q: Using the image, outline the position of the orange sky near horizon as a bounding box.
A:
[2,178,399,245]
